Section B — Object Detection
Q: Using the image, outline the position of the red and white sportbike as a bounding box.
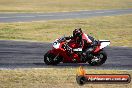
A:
[44,35,110,66]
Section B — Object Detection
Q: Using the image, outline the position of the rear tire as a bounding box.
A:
[88,50,107,66]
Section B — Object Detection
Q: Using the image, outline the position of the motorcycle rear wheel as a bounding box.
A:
[88,50,107,66]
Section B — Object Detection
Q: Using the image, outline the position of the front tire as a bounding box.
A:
[88,50,107,66]
[44,52,61,65]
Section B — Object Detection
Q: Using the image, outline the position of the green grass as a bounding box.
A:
[0,0,131,12]
[0,14,132,47]
[0,68,131,88]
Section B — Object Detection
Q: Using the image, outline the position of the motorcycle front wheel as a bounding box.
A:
[44,52,62,65]
[88,50,107,66]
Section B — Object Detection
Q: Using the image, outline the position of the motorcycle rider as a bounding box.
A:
[64,28,97,61]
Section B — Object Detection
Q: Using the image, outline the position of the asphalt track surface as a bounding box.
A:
[0,9,132,22]
[0,40,132,70]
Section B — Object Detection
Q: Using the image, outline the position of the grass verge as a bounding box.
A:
[0,68,131,88]
[0,0,131,12]
[0,14,132,47]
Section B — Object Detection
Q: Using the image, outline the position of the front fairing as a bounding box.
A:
[52,36,67,49]
[52,40,60,49]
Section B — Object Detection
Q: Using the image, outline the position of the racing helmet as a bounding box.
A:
[73,28,83,38]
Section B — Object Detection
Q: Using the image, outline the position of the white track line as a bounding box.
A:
[0,10,125,19]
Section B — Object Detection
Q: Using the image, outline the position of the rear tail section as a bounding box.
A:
[94,40,110,53]
[99,40,110,49]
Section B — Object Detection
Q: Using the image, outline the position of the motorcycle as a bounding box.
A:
[44,35,110,66]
